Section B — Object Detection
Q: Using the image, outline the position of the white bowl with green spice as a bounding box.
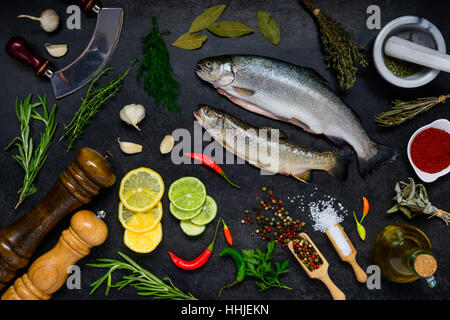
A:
[373,16,446,88]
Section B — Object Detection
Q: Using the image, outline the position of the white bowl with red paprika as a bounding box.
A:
[407,119,450,183]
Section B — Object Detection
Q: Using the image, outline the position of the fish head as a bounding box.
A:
[193,105,225,131]
[196,56,235,87]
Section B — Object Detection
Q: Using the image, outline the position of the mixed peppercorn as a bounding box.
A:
[242,187,306,247]
[292,237,323,271]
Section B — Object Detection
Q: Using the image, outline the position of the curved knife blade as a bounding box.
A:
[51,8,123,99]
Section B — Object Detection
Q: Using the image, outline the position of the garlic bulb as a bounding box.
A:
[120,104,146,131]
[45,43,68,58]
[160,135,175,154]
[118,138,142,154]
[18,9,59,33]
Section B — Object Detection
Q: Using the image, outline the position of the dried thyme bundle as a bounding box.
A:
[387,178,449,225]
[300,0,367,89]
[375,94,449,127]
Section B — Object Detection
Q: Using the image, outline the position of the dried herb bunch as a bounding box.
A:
[138,17,180,114]
[375,94,449,127]
[300,0,367,89]
[387,178,449,225]
[5,94,57,209]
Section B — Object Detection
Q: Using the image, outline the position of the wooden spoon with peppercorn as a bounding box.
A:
[288,233,346,300]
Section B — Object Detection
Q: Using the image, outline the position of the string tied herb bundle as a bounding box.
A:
[137,17,181,114]
[5,94,57,209]
[375,94,450,127]
[61,59,136,151]
[300,0,368,89]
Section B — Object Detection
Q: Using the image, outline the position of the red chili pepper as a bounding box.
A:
[168,218,222,270]
[361,196,370,223]
[222,219,233,246]
[184,153,240,189]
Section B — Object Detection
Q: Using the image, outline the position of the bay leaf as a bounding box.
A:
[172,32,207,50]
[206,21,253,38]
[189,4,228,33]
[257,11,280,45]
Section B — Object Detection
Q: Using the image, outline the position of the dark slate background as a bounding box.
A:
[0,0,448,301]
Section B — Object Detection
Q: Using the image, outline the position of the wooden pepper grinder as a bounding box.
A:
[0,148,115,290]
[1,210,108,300]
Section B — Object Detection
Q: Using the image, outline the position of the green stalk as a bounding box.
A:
[5,94,57,209]
[87,251,197,300]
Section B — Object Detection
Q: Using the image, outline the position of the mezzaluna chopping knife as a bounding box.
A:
[5,0,123,99]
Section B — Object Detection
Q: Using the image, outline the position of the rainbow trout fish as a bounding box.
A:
[194,104,350,182]
[195,55,396,176]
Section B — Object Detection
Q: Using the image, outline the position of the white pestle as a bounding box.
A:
[384,36,450,73]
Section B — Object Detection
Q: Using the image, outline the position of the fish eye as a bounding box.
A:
[205,61,212,68]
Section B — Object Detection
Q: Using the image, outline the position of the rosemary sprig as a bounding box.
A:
[61,59,137,151]
[87,251,197,300]
[5,94,57,209]
[375,94,449,127]
[300,0,368,89]
[137,17,181,114]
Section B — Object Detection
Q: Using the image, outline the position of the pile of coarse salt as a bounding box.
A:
[288,190,352,257]
[308,198,345,233]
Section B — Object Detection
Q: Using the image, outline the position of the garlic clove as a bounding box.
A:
[118,138,143,154]
[160,135,175,154]
[45,43,68,58]
[120,104,146,131]
[18,9,59,33]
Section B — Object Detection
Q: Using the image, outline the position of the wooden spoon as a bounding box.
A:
[325,224,367,283]
[288,233,345,300]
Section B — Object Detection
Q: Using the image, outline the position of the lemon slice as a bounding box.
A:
[119,167,164,212]
[168,177,206,211]
[119,202,163,233]
[124,223,163,253]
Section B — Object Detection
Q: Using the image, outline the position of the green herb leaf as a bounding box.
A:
[5,94,57,208]
[189,4,228,33]
[257,11,280,45]
[206,21,253,37]
[172,32,208,50]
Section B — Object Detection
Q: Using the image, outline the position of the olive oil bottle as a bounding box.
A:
[373,224,437,287]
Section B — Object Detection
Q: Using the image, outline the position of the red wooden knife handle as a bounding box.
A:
[73,0,101,13]
[6,37,50,77]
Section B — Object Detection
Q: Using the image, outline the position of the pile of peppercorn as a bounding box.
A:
[292,237,323,271]
[242,187,306,247]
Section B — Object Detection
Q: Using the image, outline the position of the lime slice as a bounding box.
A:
[180,220,206,236]
[190,195,217,226]
[170,202,203,220]
[168,177,206,211]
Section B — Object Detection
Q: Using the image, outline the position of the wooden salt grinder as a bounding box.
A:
[1,210,108,300]
[0,148,115,290]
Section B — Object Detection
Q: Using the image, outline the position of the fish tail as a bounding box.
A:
[358,144,398,177]
[327,149,351,180]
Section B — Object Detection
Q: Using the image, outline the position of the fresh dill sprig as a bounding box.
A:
[5,94,57,209]
[137,17,181,114]
[61,59,137,151]
[87,251,197,300]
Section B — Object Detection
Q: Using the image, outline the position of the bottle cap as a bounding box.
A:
[414,254,437,277]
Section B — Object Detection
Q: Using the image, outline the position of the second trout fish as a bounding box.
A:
[194,105,350,182]
[196,55,397,176]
